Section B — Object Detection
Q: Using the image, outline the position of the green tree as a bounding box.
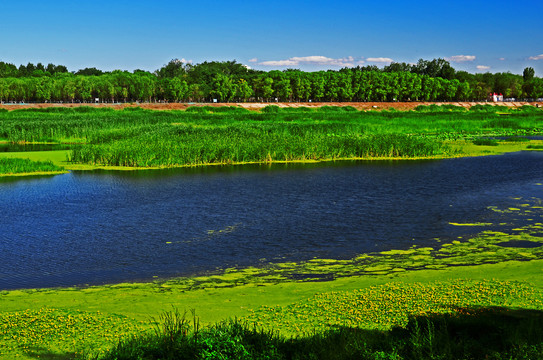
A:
[235,78,253,102]
[34,77,53,102]
[0,62,18,78]
[254,76,274,102]
[523,67,535,82]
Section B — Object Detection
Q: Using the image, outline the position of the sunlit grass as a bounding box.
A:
[0,157,65,176]
[243,279,543,335]
[0,308,148,358]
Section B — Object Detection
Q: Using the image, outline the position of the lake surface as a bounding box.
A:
[1,152,542,290]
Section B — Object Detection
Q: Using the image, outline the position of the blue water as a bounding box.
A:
[1,152,542,290]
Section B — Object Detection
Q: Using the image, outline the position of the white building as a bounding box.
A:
[489,93,504,102]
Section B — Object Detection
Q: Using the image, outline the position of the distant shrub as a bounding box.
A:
[517,105,542,113]
[441,104,467,112]
[207,106,249,113]
[261,105,281,113]
[72,106,105,113]
[415,104,466,112]
[279,106,315,113]
[185,106,210,113]
[470,104,510,113]
[318,105,358,112]
[122,106,146,112]
[483,119,521,129]
[504,136,529,142]
[473,138,499,146]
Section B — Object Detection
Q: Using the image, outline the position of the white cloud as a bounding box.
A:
[248,58,258,63]
[175,58,192,64]
[499,57,506,61]
[476,65,491,70]
[529,54,543,60]
[446,55,476,62]
[366,57,394,63]
[258,59,300,66]
[257,55,357,67]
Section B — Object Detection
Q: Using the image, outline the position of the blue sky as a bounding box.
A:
[1,0,542,75]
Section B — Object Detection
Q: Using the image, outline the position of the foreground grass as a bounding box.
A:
[100,307,543,360]
[2,261,543,359]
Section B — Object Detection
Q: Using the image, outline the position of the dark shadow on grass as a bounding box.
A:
[96,307,543,360]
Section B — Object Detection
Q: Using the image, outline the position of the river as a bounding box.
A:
[1,151,542,290]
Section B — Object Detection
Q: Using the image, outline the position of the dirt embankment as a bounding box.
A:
[1,101,541,111]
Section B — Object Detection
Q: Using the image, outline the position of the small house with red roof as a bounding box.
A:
[488,93,504,102]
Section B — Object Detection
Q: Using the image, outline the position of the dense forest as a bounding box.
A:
[0,58,541,103]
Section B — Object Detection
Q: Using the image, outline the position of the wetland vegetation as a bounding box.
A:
[0,157,65,176]
[0,103,541,176]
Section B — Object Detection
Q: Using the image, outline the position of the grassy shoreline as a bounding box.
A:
[2,260,543,359]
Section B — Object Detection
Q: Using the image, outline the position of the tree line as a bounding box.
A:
[0,58,541,103]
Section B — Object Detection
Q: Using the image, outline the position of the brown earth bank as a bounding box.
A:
[1,101,542,111]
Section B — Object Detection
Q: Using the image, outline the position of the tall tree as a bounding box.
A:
[523,67,535,82]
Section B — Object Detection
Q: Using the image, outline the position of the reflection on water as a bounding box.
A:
[0,143,70,152]
[0,152,542,290]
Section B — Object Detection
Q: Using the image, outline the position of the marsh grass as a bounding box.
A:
[0,157,64,175]
[472,138,499,146]
[1,106,541,166]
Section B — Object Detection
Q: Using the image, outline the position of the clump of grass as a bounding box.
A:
[527,144,543,150]
[472,138,499,146]
[504,136,530,142]
[208,106,249,113]
[185,106,248,114]
[279,106,315,113]
[318,105,358,112]
[69,128,444,167]
[414,104,466,112]
[185,106,211,113]
[261,105,281,113]
[517,105,542,113]
[470,104,510,113]
[483,119,521,129]
[0,157,64,175]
